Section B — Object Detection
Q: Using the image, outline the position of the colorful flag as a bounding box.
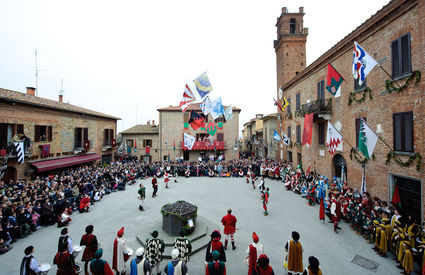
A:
[302,113,314,146]
[183,133,196,150]
[173,139,176,153]
[391,180,401,207]
[358,118,378,159]
[326,63,344,98]
[326,122,343,154]
[193,72,212,99]
[134,140,137,153]
[179,84,196,112]
[224,105,233,121]
[13,141,24,164]
[205,121,218,136]
[210,97,224,119]
[282,134,290,146]
[353,41,378,86]
[306,160,311,174]
[189,110,205,131]
[274,98,288,112]
[273,130,281,142]
[360,166,366,195]
[200,96,212,115]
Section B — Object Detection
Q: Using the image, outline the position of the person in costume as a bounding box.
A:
[145,230,165,275]
[253,254,274,275]
[80,225,98,275]
[205,230,226,263]
[58,227,74,255]
[173,230,192,263]
[130,247,151,275]
[113,227,130,275]
[152,175,158,198]
[20,246,41,275]
[163,248,188,275]
[302,256,321,275]
[246,169,251,183]
[58,208,72,227]
[90,249,114,275]
[246,232,264,275]
[258,176,265,196]
[221,209,237,250]
[251,172,257,189]
[79,194,91,213]
[137,183,146,211]
[54,242,77,275]
[164,172,170,189]
[205,250,226,275]
[330,196,341,234]
[400,242,413,275]
[262,188,269,216]
[285,231,303,275]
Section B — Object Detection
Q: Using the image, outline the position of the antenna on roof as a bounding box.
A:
[59,79,64,95]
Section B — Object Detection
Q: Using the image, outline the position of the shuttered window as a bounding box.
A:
[287,98,291,114]
[296,93,300,111]
[35,125,50,142]
[287,126,291,139]
[48,126,52,142]
[391,33,411,78]
[393,112,413,152]
[17,124,24,135]
[317,80,325,101]
[296,125,301,144]
[318,122,325,145]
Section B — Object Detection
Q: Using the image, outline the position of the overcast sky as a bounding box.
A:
[0,0,390,133]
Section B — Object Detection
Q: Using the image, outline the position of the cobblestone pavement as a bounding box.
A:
[0,176,404,274]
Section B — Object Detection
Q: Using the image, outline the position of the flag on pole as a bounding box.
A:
[224,105,233,121]
[173,140,176,153]
[391,179,401,208]
[326,63,344,97]
[302,113,314,146]
[358,118,378,159]
[189,110,205,131]
[193,72,212,99]
[326,122,343,154]
[183,133,196,150]
[179,84,196,112]
[210,97,224,119]
[13,141,24,164]
[134,140,137,153]
[353,41,378,86]
[205,121,218,136]
[273,130,281,142]
[274,98,288,112]
[360,166,366,195]
[200,96,212,115]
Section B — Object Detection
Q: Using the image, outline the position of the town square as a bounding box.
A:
[0,0,424,274]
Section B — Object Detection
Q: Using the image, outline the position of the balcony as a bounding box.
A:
[0,144,33,159]
[297,98,332,117]
[181,140,225,151]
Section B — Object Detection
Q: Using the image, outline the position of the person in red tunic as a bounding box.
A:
[221,209,237,250]
[54,242,77,275]
[164,172,170,188]
[80,225,98,275]
[247,232,264,275]
[205,230,226,263]
[79,195,91,213]
[331,196,342,234]
[253,254,274,275]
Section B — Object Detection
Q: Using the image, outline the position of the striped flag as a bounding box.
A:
[179,84,196,112]
[14,141,24,164]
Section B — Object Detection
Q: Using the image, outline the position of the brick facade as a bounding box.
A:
[120,124,160,162]
[275,0,425,220]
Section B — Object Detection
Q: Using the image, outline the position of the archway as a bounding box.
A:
[332,154,347,182]
[2,166,17,184]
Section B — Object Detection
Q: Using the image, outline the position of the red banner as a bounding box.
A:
[146,146,150,154]
[302,113,314,146]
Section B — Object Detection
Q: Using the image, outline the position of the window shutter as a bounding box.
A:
[296,94,300,110]
[35,126,40,142]
[287,98,291,113]
[401,34,410,75]
[317,82,321,99]
[391,40,399,77]
[393,114,402,151]
[48,126,52,142]
[110,129,114,144]
[74,128,79,148]
[17,124,24,135]
[404,112,413,152]
[355,118,360,148]
[83,128,88,141]
[287,126,291,139]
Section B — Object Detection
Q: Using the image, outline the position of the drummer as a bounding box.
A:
[90,249,114,275]
[54,242,77,275]
[20,246,41,275]
[58,228,74,255]
[80,225,98,275]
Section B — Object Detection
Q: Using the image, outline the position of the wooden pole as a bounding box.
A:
[378,64,401,88]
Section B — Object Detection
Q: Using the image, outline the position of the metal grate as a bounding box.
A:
[351,254,380,273]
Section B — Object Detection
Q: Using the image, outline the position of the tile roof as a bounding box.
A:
[120,124,159,134]
[0,88,120,120]
[157,103,241,112]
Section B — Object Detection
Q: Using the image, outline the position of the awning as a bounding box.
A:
[30,153,101,172]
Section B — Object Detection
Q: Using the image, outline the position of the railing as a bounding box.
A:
[300,98,332,116]
[0,144,33,158]
[181,140,225,150]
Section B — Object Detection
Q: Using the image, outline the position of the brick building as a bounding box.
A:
[157,103,240,162]
[275,0,425,221]
[0,87,119,182]
[120,121,160,162]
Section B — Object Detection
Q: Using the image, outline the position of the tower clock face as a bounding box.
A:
[278,88,283,99]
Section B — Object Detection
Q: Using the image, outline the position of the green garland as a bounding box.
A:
[348,87,372,106]
[285,111,293,120]
[385,151,422,171]
[294,109,304,118]
[294,142,302,149]
[160,201,198,222]
[350,147,375,165]
[385,71,421,93]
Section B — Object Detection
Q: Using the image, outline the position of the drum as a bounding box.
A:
[73,245,82,258]
[75,263,81,274]
[39,263,51,275]
[127,248,133,256]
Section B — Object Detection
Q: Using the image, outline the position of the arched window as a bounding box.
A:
[290,18,296,34]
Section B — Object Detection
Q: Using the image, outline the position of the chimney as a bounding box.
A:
[147,120,150,125]
[299,7,304,13]
[152,120,155,126]
[281,7,287,14]
[59,95,63,102]
[26,87,36,96]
